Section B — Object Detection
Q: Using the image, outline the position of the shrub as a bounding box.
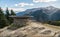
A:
[47,21,60,26]
[7,24,26,30]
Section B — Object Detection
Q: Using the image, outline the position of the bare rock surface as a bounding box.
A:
[0,21,60,37]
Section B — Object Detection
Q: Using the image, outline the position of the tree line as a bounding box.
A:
[0,7,16,28]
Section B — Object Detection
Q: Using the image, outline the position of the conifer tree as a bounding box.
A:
[0,7,9,28]
[5,8,16,24]
[10,9,16,24]
[11,10,16,15]
[5,8,10,24]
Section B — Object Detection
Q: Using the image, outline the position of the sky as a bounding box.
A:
[0,0,60,13]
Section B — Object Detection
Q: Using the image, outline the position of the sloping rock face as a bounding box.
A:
[0,22,60,37]
[30,10,49,22]
[51,10,60,21]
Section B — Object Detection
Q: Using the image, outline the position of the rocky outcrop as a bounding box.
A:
[0,22,60,37]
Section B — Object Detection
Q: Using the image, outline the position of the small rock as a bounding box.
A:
[40,30,51,35]
[54,31,60,37]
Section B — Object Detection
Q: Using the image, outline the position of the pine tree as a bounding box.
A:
[0,7,9,28]
[5,8,10,24]
[10,9,16,24]
[5,8,16,24]
[11,10,16,15]
[5,8,10,18]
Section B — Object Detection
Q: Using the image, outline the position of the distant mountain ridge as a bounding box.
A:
[16,6,60,22]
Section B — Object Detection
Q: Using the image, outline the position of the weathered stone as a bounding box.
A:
[0,21,60,37]
[40,30,52,35]
[9,16,33,26]
[54,31,60,37]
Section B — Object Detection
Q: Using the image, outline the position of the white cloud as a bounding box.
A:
[33,0,57,3]
[15,4,18,6]
[9,8,26,12]
[2,8,26,13]
[15,2,34,7]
